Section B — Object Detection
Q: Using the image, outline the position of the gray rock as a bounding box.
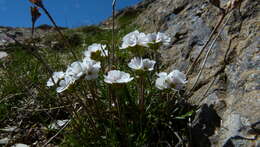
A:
[127,0,260,146]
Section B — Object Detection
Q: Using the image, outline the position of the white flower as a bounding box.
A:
[155,72,169,90]
[56,75,75,93]
[120,30,150,49]
[137,32,150,47]
[128,57,156,71]
[128,57,143,70]
[104,70,134,84]
[81,59,101,80]
[47,71,65,87]
[65,61,84,80]
[142,59,156,71]
[165,70,187,90]
[120,30,139,49]
[146,32,171,45]
[146,32,157,43]
[83,43,108,60]
[156,32,171,45]
[155,70,187,90]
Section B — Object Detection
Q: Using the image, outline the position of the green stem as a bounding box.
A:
[87,81,100,116]
[139,75,145,114]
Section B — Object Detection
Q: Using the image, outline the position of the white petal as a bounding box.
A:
[156,32,171,45]
[120,30,140,49]
[128,57,143,70]
[47,71,65,87]
[157,72,168,78]
[56,76,75,93]
[146,33,157,43]
[166,70,187,90]
[84,43,108,58]
[137,32,149,47]
[104,70,133,84]
[82,60,101,80]
[155,76,168,90]
[66,61,84,80]
[142,58,156,71]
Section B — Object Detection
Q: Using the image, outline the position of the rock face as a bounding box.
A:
[0,26,56,47]
[123,0,259,146]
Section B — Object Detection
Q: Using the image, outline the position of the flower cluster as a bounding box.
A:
[47,31,187,93]
[47,44,103,93]
[120,30,171,49]
[155,70,187,90]
[103,57,156,85]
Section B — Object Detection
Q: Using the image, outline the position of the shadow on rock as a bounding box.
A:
[190,104,221,147]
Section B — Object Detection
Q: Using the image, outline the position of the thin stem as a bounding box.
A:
[3,31,57,87]
[199,76,217,105]
[31,22,35,38]
[111,0,117,67]
[43,107,83,147]
[70,92,97,131]
[186,12,226,75]
[87,81,100,116]
[40,6,63,39]
[40,6,78,60]
[139,75,145,113]
[190,12,232,92]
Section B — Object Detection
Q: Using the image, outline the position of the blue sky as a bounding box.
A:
[0,0,141,28]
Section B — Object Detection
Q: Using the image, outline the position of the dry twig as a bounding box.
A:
[190,12,232,92]
[43,107,83,147]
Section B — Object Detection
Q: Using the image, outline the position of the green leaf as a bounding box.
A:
[174,110,194,119]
